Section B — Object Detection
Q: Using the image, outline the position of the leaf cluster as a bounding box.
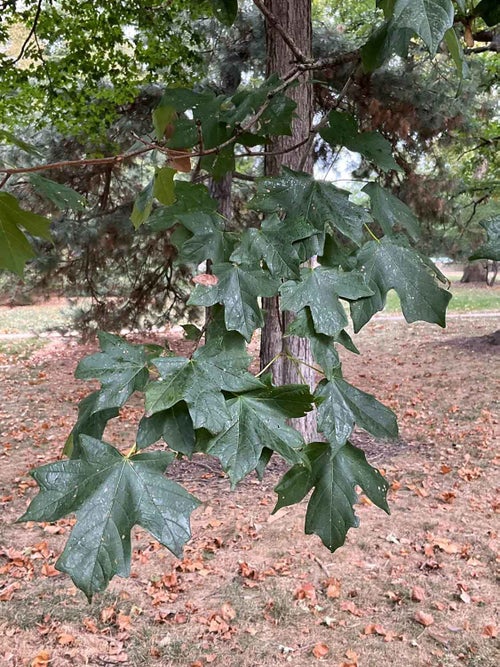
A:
[14,0,459,601]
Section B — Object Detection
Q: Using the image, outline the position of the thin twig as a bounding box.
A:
[311,554,331,576]
[0,147,152,176]
[12,0,43,64]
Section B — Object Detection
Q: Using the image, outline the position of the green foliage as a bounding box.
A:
[475,0,500,26]
[274,442,390,552]
[0,192,52,275]
[350,238,452,331]
[12,0,463,599]
[469,216,500,261]
[19,436,200,600]
[211,0,239,26]
[320,112,400,172]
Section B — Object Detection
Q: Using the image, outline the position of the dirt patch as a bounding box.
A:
[0,315,499,666]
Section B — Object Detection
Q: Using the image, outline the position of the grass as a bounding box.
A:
[384,284,499,314]
[0,338,46,359]
[0,303,75,334]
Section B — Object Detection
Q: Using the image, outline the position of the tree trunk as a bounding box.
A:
[260,0,318,440]
[460,261,488,283]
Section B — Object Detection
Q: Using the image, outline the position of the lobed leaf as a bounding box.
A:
[251,168,372,246]
[19,436,200,600]
[0,192,52,275]
[350,238,452,331]
[75,332,153,410]
[316,376,398,447]
[188,263,279,341]
[274,442,390,552]
[280,266,373,338]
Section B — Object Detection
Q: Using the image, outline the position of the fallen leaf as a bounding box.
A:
[220,602,236,621]
[312,642,329,659]
[411,586,425,602]
[481,624,497,638]
[340,600,363,617]
[324,577,341,599]
[414,611,434,627]
[57,633,75,646]
[31,650,51,667]
[116,612,132,630]
[294,582,317,603]
[0,582,21,601]
[101,606,116,623]
[41,563,60,577]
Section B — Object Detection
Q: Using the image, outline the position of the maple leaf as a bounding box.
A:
[19,436,200,600]
[251,167,372,245]
[145,343,263,432]
[362,182,420,240]
[0,192,52,275]
[188,262,279,341]
[230,214,302,279]
[280,266,373,337]
[321,111,400,172]
[350,238,452,331]
[75,332,158,409]
[274,442,390,552]
[137,402,196,455]
[202,383,313,485]
[316,375,398,446]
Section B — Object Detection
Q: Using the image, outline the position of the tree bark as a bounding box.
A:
[260,0,318,440]
[460,261,488,283]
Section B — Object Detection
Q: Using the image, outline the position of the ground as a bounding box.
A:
[0,294,499,667]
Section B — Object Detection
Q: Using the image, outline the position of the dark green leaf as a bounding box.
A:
[137,403,196,456]
[64,391,119,458]
[475,0,500,26]
[19,436,200,600]
[391,0,454,55]
[361,21,413,72]
[189,263,279,341]
[181,324,203,342]
[280,266,373,337]
[259,94,297,136]
[145,344,263,432]
[286,308,341,379]
[230,215,302,279]
[362,182,420,240]
[321,112,400,172]
[274,442,389,552]
[29,174,86,211]
[469,216,500,261]
[211,0,238,26]
[75,332,151,410]
[204,387,308,485]
[251,168,372,245]
[316,377,398,446]
[0,192,52,275]
[350,239,452,331]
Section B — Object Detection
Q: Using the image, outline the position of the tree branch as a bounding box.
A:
[0,148,152,177]
[12,0,43,65]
